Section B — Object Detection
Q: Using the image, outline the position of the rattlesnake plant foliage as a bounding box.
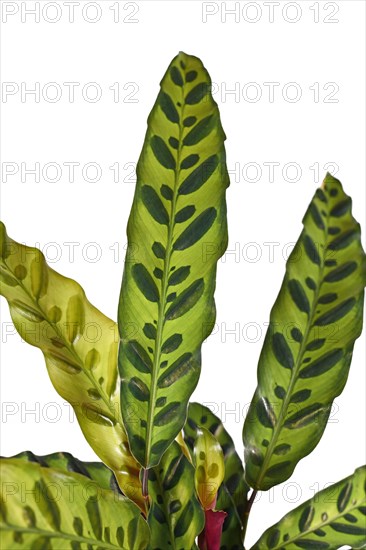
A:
[9,451,122,495]
[184,403,249,546]
[147,442,204,547]
[118,51,229,469]
[0,223,143,510]
[0,458,149,549]
[243,174,366,491]
[252,466,366,549]
[1,51,366,550]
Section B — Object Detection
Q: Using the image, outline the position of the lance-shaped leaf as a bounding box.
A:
[0,223,143,509]
[8,451,122,495]
[147,441,204,548]
[118,51,229,469]
[185,403,249,547]
[251,465,366,549]
[0,458,149,549]
[243,174,366,490]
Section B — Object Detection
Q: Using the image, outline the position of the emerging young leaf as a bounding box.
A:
[118,52,229,469]
[147,441,204,548]
[0,223,143,509]
[9,451,122,495]
[185,403,249,547]
[243,175,366,490]
[251,465,366,549]
[0,459,149,549]
[193,427,225,510]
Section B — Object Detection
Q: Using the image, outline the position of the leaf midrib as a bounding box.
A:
[145,84,186,468]
[255,195,331,489]
[0,522,128,549]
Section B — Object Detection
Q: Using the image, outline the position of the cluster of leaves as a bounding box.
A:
[1,52,365,550]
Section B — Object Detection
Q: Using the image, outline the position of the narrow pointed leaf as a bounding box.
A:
[147,441,204,548]
[0,458,149,549]
[118,52,229,469]
[251,465,366,549]
[0,223,143,509]
[243,175,366,490]
[184,403,249,547]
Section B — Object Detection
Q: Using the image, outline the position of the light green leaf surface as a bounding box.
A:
[193,426,225,510]
[243,175,366,490]
[0,223,143,509]
[251,465,366,549]
[0,458,149,549]
[184,403,249,548]
[147,441,204,548]
[8,451,122,496]
[118,52,229,469]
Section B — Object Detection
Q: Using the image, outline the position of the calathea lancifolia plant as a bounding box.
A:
[0,52,365,550]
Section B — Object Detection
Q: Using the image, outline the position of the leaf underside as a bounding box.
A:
[147,441,204,548]
[243,174,366,491]
[185,403,249,548]
[0,223,143,509]
[251,465,366,549]
[0,458,149,549]
[118,51,229,469]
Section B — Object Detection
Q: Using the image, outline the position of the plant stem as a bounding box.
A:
[242,489,258,544]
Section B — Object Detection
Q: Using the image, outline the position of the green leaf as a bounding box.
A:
[118,52,229,469]
[147,441,204,548]
[243,175,366,490]
[0,458,149,549]
[251,465,366,549]
[0,222,143,510]
[8,451,122,495]
[184,403,249,547]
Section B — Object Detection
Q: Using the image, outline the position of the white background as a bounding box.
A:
[1,1,365,547]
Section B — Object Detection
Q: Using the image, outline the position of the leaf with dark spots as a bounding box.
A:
[143,323,156,340]
[324,261,357,282]
[185,82,209,104]
[158,353,195,388]
[314,297,356,326]
[272,332,294,369]
[174,501,195,537]
[173,208,217,250]
[128,377,150,402]
[328,228,359,250]
[337,482,352,512]
[300,349,343,378]
[183,115,197,127]
[154,402,181,426]
[290,389,312,403]
[181,154,200,170]
[160,184,173,201]
[141,185,169,225]
[288,279,310,314]
[179,155,219,195]
[165,279,204,320]
[175,205,196,223]
[330,198,351,217]
[309,202,325,229]
[265,461,292,479]
[183,115,215,146]
[299,505,315,531]
[35,479,61,530]
[150,135,176,170]
[170,66,183,86]
[306,338,325,351]
[284,403,328,428]
[186,70,197,82]
[168,266,190,286]
[256,396,276,429]
[162,454,185,491]
[125,340,152,373]
[86,497,102,540]
[152,241,165,259]
[303,235,320,265]
[132,263,160,302]
[318,293,337,304]
[161,333,183,354]
[159,91,179,123]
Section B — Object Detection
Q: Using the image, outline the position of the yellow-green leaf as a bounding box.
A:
[193,427,225,510]
[0,222,143,511]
